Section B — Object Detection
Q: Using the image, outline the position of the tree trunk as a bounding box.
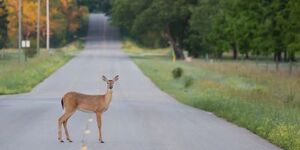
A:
[279,52,282,62]
[232,24,239,60]
[274,51,282,62]
[290,51,296,62]
[163,25,185,60]
[266,61,269,72]
[284,50,288,62]
[233,48,238,60]
[275,57,279,71]
[289,58,293,75]
[0,50,3,59]
[217,52,223,59]
[245,52,249,59]
[274,51,283,71]
[273,52,277,61]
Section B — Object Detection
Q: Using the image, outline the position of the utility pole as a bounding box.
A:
[37,0,40,54]
[18,0,22,61]
[46,0,50,52]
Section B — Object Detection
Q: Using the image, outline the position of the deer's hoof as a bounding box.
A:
[60,140,64,143]
[100,140,104,143]
[67,139,73,143]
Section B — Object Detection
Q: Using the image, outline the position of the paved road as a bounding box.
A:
[0,14,281,150]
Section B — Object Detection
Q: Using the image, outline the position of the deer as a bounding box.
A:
[58,75,119,143]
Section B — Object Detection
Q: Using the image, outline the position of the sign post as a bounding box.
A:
[22,40,30,62]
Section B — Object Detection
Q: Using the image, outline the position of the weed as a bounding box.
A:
[183,76,194,88]
[172,67,183,79]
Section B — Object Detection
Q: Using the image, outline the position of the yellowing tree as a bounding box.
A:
[6,0,88,48]
[7,0,18,47]
[22,1,37,39]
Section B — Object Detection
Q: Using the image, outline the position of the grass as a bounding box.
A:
[0,40,84,94]
[123,40,300,150]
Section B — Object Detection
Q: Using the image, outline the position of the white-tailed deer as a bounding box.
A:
[58,75,119,143]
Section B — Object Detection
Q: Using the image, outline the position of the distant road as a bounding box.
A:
[0,14,281,150]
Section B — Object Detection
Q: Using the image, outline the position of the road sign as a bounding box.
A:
[21,40,30,48]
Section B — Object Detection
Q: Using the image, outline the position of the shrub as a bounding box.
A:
[183,76,194,88]
[172,67,183,79]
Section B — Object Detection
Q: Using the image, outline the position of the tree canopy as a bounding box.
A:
[111,0,300,61]
[0,0,8,51]
[5,0,88,49]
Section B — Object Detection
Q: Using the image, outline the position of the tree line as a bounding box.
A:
[78,0,111,13]
[0,0,8,53]
[111,0,300,62]
[0,0,89,57]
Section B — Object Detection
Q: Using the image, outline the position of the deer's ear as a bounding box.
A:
[113,75,119,82]
[102,75,108,81]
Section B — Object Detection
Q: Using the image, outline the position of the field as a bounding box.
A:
[0,40,84,94]
[123,40,300,150]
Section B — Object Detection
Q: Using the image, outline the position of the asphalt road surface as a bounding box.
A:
[0,14,281,150]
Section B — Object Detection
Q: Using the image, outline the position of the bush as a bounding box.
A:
[24,39,37,58]
[184,76,194,88]
[172,67,183,79]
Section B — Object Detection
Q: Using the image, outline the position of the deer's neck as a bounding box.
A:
[104,89,113,105]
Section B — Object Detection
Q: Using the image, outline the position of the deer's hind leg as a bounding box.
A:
[58,111,74,143]
[63,116,73,142]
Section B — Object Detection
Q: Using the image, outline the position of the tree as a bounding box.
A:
[78,0,111,13]
[134,0,199,59]
[283,0,300,73]
[6,0,88,49]
[188,0,221,57]
[210,0,259,60]
[0,0,8,56]
[112,0,197,59]
[112,0,146,30]
[189,0,258,59]
[6,0,19,47]
[111,0,298,62]
[111,0,160,47]
[22,1,37,40]
[283,0,300,62]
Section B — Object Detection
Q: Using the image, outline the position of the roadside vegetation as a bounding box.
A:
[4,0,88,49]
[0,40,84,94]
[0,0,89,94]
[114,1,300,148]
[112,0,300,72]
[123,40,300,150]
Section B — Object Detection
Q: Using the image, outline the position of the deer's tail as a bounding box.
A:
[61,98,64,110]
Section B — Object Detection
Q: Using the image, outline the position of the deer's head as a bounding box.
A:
[102,75,119,89]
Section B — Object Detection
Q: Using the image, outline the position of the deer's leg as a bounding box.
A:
[58,112,73,143]
[58,114,66,142]
[96,112,104,143]
[63,117,72,142]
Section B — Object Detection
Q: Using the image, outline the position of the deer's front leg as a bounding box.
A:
[96,112,104,143]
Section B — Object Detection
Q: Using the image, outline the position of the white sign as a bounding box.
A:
[26,41,30,47]
[21,40,30,48]
[21,41,26,48]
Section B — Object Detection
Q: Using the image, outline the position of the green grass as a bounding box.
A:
[123,40,300,150]
[0,40,84,94]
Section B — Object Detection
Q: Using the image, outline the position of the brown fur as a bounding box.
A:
[57,75,118,143]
